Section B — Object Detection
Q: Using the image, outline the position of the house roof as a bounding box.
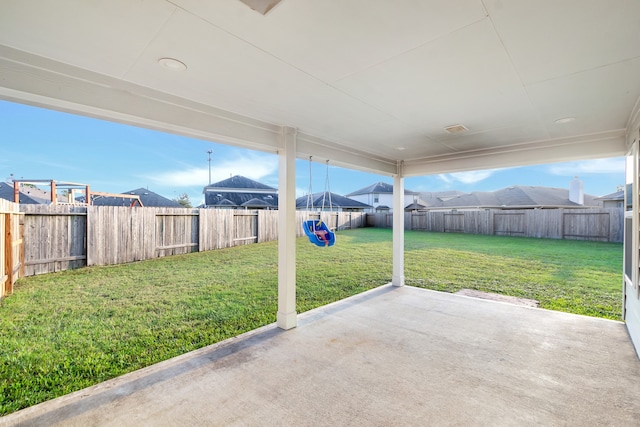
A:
[0,182,51,204]
[434,186,601,209]
[597,190,624,201]
[204,175,278,207]
[405,202,427,211]
[217,198,237,207]
[296,192,371,209]
[204,175,276,192]
[346,182,418,197]
[417,191,466,208]
[91,188,182,207]
[241,198,272,208]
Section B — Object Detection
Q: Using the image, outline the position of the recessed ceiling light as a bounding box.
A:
[158,57,187,71]
[396,147,406,151]
[444,124,468,134]
[554,117,575,124]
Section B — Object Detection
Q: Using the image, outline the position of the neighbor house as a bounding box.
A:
[88,188,181,207]
[597,190,624,209]
[0,182,51,205]
[203,175,278,209]
[296,192,371,212]
[346,182,422,213]
[421,184,602,211]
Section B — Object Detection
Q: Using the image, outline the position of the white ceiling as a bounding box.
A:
[0,0,639,176]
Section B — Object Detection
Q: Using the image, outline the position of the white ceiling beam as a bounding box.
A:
[0,46,282,152]
[627,96,640,148]
[403,130,627,176]
[296,132,397,176]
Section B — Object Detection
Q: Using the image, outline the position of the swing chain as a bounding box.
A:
[306,156,313,212]
[321,159,332,212]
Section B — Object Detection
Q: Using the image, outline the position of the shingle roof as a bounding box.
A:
[405,202,427,210]
[0,182,51,204]
[418,190,470,208]
[217,198,237,207]
[206,192,278,207]
[439,186,601,208]
[205,175,276,191]
[204,175,278,207]
[597,190,624,201]
[296,192,371,209]
[346,182,418,196]
[241,198,272,208]
[91,188,182,207]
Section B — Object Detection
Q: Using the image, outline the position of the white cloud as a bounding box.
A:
[438,169,499,185]
[438,174,453,184]
[548,157,625,176]
[144,152,278,187]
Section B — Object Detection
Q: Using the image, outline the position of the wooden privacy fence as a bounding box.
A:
[368,208,624,242]
[19,205,366,276]
[1,199,24,298]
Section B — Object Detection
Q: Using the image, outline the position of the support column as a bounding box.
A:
[277,126,297,329]
[392,168,405,287]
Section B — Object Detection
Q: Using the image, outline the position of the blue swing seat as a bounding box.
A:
[302,220,335,247]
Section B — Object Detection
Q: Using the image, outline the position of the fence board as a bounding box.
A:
[155,208,199,256]
[233,211,258,246]
[1,199,23,297]
[367,208,623,243]
[563,210,610,241]
[199,209,234,251]
[609,207,623,243]
[21,204,86,275]
[87,206,157,266]
[0,204,5,296]
[444,213,464,233]
[17,206,365,276]
[258,210,278,242]
[494,212,525,236]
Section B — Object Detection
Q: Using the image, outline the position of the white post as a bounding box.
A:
[277,126,297,329]
[392,169,405,287]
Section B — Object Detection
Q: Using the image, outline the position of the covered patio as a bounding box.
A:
[2,0,640,423]
[2,285,639,426]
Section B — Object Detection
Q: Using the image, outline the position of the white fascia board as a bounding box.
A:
[627,95,640,148]
[0,46,281,152]
[295,132,397,176]
[403,130,627,177]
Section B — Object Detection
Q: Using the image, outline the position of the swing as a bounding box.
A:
[302,157,336,247]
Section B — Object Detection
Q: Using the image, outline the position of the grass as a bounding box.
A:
[0,228,622,415]
[403,231,622,319]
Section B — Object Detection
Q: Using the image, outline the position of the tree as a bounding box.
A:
[173,193,192,208]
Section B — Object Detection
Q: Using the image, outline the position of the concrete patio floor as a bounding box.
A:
[2,285,640,426]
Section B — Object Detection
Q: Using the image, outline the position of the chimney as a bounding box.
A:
[569,176,584,205]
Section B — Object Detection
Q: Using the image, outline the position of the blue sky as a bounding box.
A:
[1,100,625,205]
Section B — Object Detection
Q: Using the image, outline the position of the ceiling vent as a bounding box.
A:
[443,124,468,134]
[238,0,283,15]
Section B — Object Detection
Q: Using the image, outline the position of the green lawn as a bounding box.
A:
[0,228,622,415]
[403,231,622,319]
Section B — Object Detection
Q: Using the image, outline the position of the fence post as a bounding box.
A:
[4,213,13,295]
[19,214,25,278]
[85,206,89,267]
[198,209,204,252]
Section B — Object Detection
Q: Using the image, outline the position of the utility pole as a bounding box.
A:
[207,150,213,185]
